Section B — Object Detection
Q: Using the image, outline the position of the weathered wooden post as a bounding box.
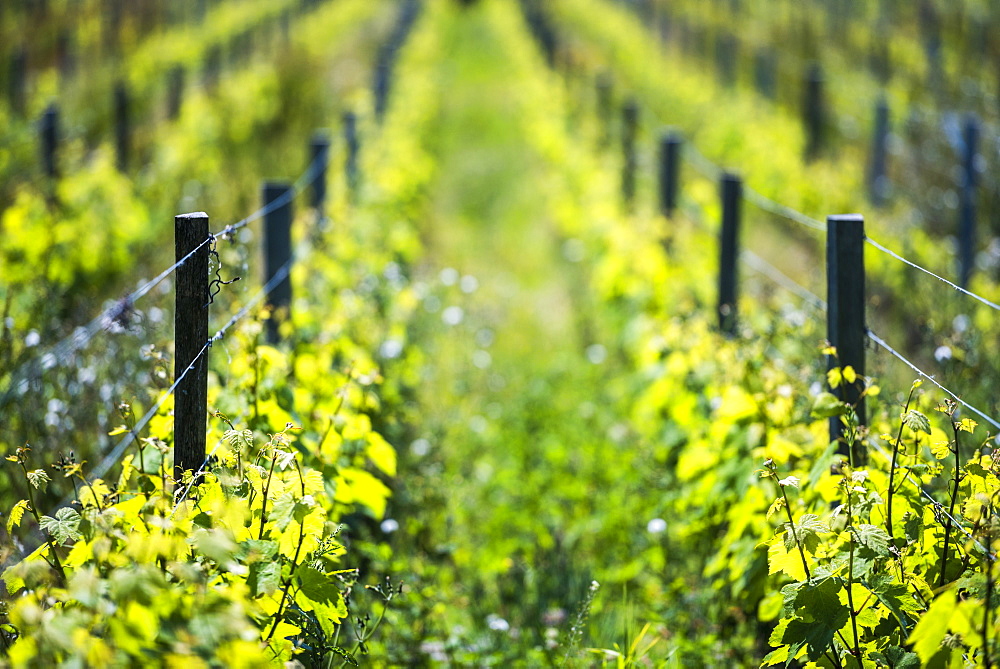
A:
[174,212,210,480]
[40,104,60,179]
[803,63,826,162]
[114,81,131,173]
[658,131,682,217]
[867,98,890,206]
[621,100,639,208]
[826,214,867,464]
[343,111,360,201]
[958,115,980,289]
[717,174,742,335]
[310,132,331,221]
[263,182,293,344]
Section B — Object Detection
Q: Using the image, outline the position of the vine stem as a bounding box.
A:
[985,513,995,669]
[19,461,66,584]
[780,485,811,582]
[939,412,962,587]
[886,385,917,543]
[258,445,280,541]
[846,497,862,662]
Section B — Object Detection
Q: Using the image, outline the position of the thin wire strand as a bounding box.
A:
[743,187,828,233]
[83,255,297,488]
[867,329,1000,433]
[1,151,328,407]
[865,237,1000,313]
[170,240,312,508]
[741,249,828,312]
[868,438,993,560]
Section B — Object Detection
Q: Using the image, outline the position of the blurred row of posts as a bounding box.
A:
[606,90,870,462]
[172,0,424,477]
[6,0,331,187]
[605,73,982,288]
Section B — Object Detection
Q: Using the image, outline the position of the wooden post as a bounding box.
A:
[343,111,359,201]
[596,72,613,149]
[114,81,130,173]
[40,104,59,179]
[803,63,825,162]
[621,100,639,208]
[263,182,293,344]
[868,98,889,206]
[174,212,210,480]
[717,174,742,335]
[754,48,776,99]
[958,115,979,289]
[56,31,75,83]
[310,132,331,218]
[373,54,391,123]
[716,33,738,87]
[203,45,221,93]
[658,131,682,217]
[9,48,26,117]
[167,65,185,120]
[826,214,866,464]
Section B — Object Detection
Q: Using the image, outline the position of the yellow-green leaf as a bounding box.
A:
[6,500,28,534]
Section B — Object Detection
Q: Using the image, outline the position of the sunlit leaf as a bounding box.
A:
[6,500,28,534]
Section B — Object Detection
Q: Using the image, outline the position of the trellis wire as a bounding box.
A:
[867,329,1000,434]
[0,150,328,406]
[865,237,1000,313]
[78,254,297,494]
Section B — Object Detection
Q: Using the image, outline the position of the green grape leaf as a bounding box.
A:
[39,507,82,545]
[224,429,254,452]
[268,493,297,532]
[903,410,931,435]
[811,392,847,418]
[908,590,957,663]
[784,514,827,554]
[778,578,850,661]
[854,524,891,556]
[237,539,279,564]
[957,418,977,433]
[296,565,348,625]
[868,574,920,634]
[193,529,237,564]
[761,644,790,666]
[930,442,952,460]
[248,560,281,597]
[6,500,28,534]
[27,469,50,491]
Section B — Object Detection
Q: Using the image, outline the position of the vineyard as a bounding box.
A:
[2,0,1000,666]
